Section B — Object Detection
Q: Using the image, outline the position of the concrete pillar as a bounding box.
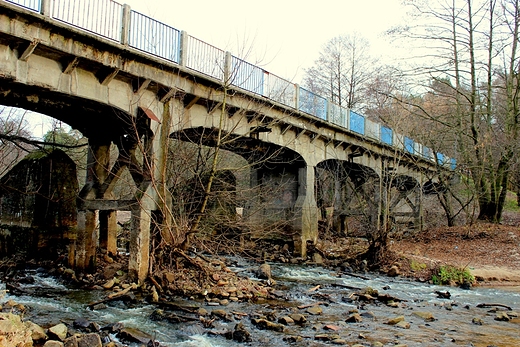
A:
[75,210,97,271]
[121,4,131,45]
[75,142,111,272]
[293,165,318,257]
[99,210,117,256]
[414,185,423,231]
[128,206,151,284]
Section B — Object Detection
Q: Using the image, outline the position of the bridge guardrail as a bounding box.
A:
[3,0,455,169]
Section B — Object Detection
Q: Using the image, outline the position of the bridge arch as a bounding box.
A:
[316,159,380,236]
[169,126,315,247]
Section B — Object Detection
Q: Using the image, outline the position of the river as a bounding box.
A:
[2,260,520,347]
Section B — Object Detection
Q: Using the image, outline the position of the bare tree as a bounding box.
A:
[302,33,378,112]
[389,0,520,223]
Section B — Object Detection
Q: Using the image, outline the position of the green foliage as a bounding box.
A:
[410,259,427,271]
[503,192,519,212]
[431,265,474,286]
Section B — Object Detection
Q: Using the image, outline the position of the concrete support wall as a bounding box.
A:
[293,165,319,257]
[128,206,151,284]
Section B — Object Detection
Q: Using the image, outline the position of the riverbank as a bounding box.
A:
[388,216,520,288]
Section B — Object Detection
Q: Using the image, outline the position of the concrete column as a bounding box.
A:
[128,206,151,284]
[41,0,51,16]
[99,210,117,256]
[179,31,188,67]
[75,210,98,271]
[414,185,423,231]
[121,4,131,45]
[244,167,261,224]
[293,165,318,257]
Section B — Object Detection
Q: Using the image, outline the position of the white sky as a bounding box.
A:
[20,0,408,138]
[123,0,407,82]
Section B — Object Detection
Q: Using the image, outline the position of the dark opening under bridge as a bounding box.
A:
[0,0,454,282]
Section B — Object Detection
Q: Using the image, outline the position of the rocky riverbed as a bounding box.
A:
[2,257,520,347]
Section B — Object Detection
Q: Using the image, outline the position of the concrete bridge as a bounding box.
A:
[0,0,453,283]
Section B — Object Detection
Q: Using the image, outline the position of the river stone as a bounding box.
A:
[251,318,285,332]
[25,320,48,340]
[345,313,363,323]
[387,265,400,277]
[495,312,510,321]
[315,333,340,341]
[386,315,405,325]
[63,335,78,347]
[0,313,33,346]
[44,341,65,347]
[77,333,102,347]
[396,320,411,329]
[256,263,272,279]
[117,327,152,344]
[225,322,251,343]
[289,313,307,324]
[472,317,484,325]
[371,342,384,347]
[331,338,348,345]
[278,316,294,325]
[306,305,323,315]
[49,323,68,341]
[412,311,436,321]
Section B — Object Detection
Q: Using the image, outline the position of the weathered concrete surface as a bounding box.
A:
[0,149,77,258]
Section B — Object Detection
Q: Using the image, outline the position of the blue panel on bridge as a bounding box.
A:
[451,158,457,169]
[381,126,393,145]
[404,137,414,154]
[436,152,445,164]
[299,88,327,120]
[350,111,365,135]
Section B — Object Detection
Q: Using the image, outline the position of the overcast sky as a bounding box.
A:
[123,0,407,82]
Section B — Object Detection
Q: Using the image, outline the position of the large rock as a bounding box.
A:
[77,333,102,347]
[0,313,33,347]
[25,320,48,341]
[256,263,272,280]
[48,323,68,341]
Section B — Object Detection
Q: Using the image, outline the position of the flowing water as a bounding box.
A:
[2,261,520,347]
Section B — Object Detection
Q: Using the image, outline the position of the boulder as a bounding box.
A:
[44,341,64,347]
[387,265,400,277]
[0,313,33,347]
[48,323,68,341]
[251,318,285,332]
[77,333,102,347]
[413,311,436,321]
[306,305,323,315]
[256,263,272,280]
[386,315,405,325]
[25,320,48,341]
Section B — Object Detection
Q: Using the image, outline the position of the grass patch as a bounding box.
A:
[432,265,474,286]
[504,191,520,212]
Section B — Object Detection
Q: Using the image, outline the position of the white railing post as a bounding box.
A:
[224,51,232,85]
[41,0,51,16]
[179,30,188,67]
[121,4,131,45]
[295,84,300,110]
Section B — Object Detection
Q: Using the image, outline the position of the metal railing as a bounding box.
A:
[129,10,180,62]
[52,0,123,41]
[2,0,455,168]
[5,0,39,11]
